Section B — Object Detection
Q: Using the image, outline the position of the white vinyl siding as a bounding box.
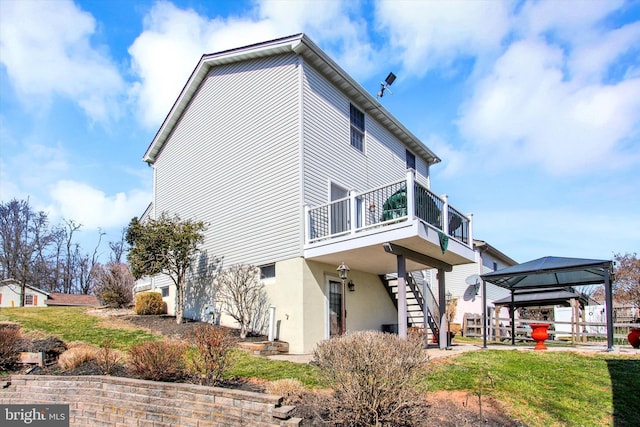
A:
[153,54,302,268]
[301,63,430,207]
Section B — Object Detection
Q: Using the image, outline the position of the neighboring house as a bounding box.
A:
[0,279,49,307]
[47,293,100,307]
[442,239,517,325]
[140,34,478,353]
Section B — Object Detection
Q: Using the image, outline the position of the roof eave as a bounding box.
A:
[143,33,440,165]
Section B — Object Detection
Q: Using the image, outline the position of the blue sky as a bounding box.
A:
[1,0,639,263]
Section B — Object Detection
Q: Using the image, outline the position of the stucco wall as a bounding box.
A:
[265,258,398,354]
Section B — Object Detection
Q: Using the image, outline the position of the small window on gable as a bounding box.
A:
[406,150,416,170]
[260,264,276,280]
[493,261,498,271]
[25,294,34,305]
[350,104,365,151]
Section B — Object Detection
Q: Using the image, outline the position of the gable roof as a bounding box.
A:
[47,293,99,307]
[473,239,517,266]
[1,278,50,296]
[143,33,440,166]
[481,256,613,289]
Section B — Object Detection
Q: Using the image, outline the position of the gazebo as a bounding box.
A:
[481,256,615,350]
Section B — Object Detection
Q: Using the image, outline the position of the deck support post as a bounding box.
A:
[397,254,408,339]
[438,268,447,350]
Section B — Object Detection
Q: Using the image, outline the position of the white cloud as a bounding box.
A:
[422,134,470,179]
[128,0,376,128]
[375,0,512,76]
[0,0,125,123]
[454,1,640,176]
[459,39,640,175]
[49,180,151,229]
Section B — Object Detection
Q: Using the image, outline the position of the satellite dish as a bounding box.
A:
[463,274,481,300]
[465,274,481,286]
[377,72,397,98]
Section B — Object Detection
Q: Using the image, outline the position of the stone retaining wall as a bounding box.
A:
[1,375,300,426]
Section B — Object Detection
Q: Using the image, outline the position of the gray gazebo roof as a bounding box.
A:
[481,256,612,289]
[492,287,591,308]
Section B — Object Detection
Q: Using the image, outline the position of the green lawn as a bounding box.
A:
[2,307,638,426]
[424,349,639,427]
[0,306,159,350]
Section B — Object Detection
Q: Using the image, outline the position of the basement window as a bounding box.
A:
[260,264,276,280]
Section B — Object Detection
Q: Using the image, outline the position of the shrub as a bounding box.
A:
[93,262,135,308]
[313,330,430,426]
[0,324,22,371]
[96,339,125,375]
[185,324,236,385]
[128,340,187,381]
[266,379,307,405]
[134,292,165,315]
[58,343,97,370]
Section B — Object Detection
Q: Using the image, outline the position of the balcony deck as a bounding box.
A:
[303,171,475,274]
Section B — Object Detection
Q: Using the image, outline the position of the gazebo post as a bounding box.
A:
[482,279,487,348]
[604,265,614,351]
[511,290,516,346]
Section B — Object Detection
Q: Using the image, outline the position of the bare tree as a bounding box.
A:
[0,199,54,305]
[93,262,135,307]
[63,220,82,293]
[614,253,640,314]
[217,264,269,339]
[109,227,127,264]
[0,198,107,298]
[75,229,105,294]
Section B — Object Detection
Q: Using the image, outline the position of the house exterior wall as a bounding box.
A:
[265,258,398,354]
[152,54,303,269]
[144,39,452,352]
[426,248,513,325]
[301,62,430,208]
[0,283,48,307]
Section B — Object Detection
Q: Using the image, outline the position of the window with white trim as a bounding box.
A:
[350,104,365,151]
[25,294,34,305]
[160,287,169,298]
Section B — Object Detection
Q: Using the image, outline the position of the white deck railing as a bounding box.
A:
[305,170,473,247]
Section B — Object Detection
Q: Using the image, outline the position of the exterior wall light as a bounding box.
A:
[337,262,350,335]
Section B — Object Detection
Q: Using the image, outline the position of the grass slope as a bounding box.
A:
[2,307,638,426]
[0,306,159,350]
